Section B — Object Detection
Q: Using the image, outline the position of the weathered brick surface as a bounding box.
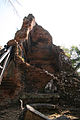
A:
[0,14,80,108]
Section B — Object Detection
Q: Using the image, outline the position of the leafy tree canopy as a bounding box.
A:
[62,45,80,73]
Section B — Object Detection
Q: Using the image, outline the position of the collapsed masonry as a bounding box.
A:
[0,14,80,106]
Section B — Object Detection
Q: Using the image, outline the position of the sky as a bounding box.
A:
[0,0,80,48]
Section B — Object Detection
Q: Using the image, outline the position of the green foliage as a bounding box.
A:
[70,46,80,70]
[62,45,80,72]
[61,46,71,58]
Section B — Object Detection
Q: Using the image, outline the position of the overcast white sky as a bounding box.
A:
[0,0,80,48]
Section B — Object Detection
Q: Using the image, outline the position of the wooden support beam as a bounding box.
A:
[25,105,50,120]
[23,105,70,120]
